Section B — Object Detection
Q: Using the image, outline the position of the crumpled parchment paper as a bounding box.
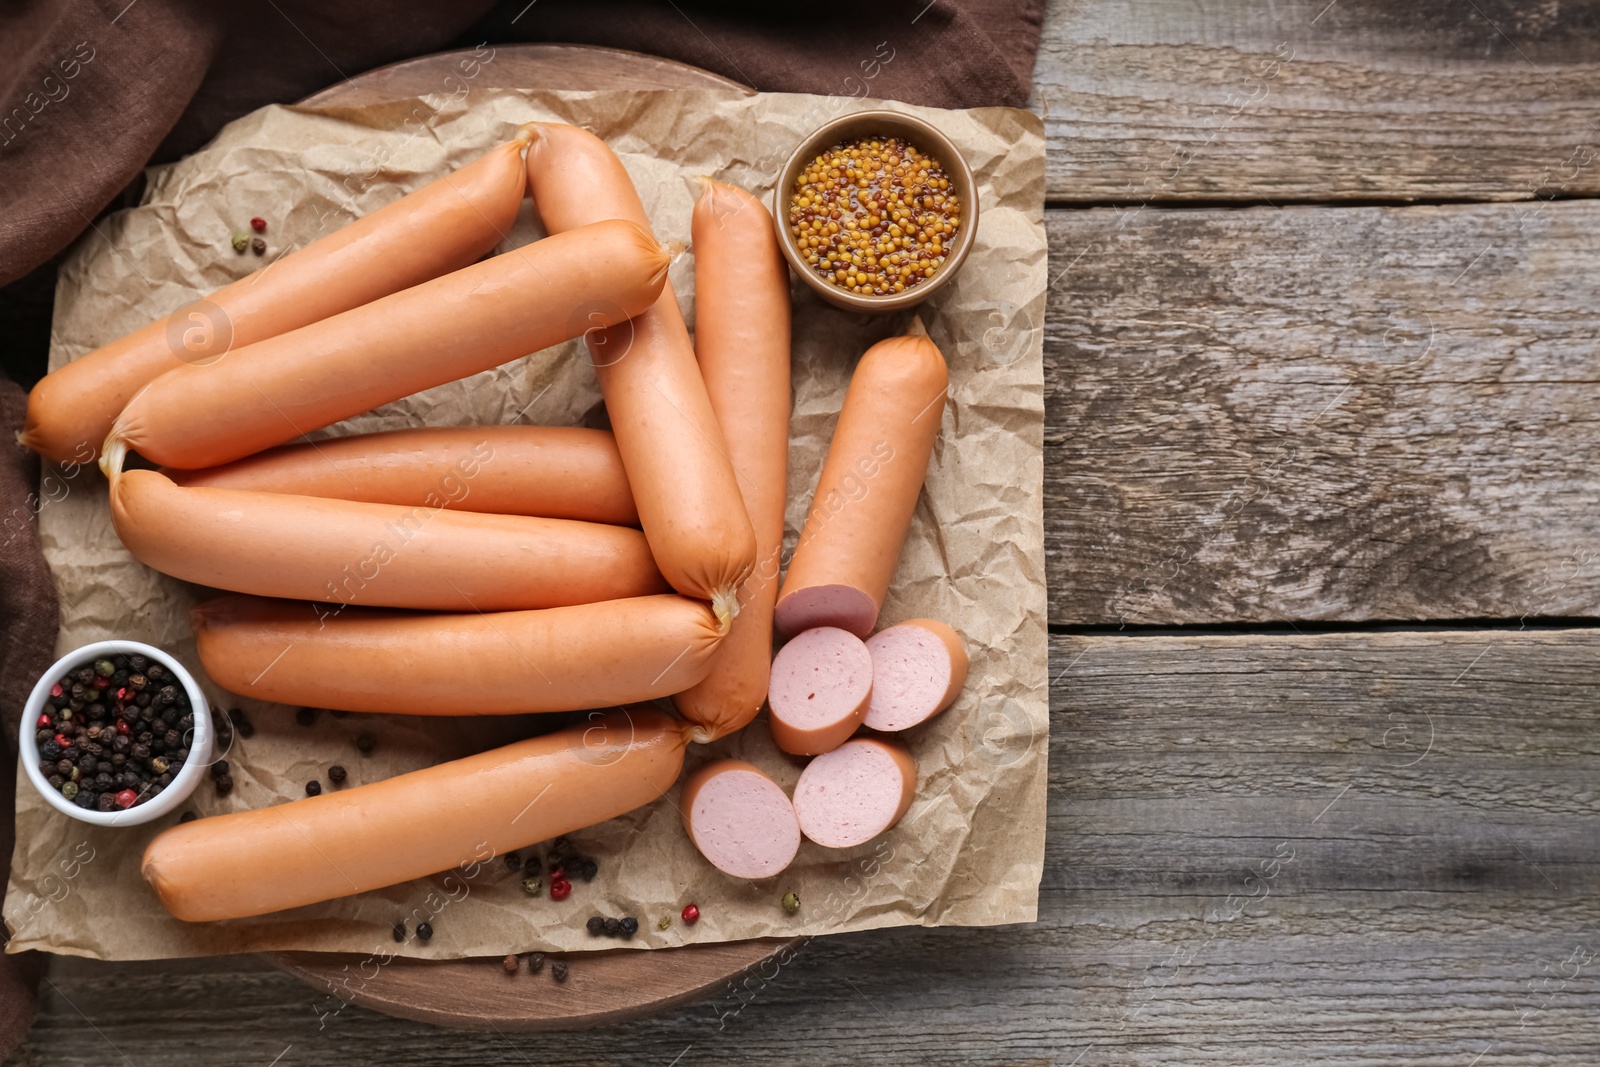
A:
[6,87,1047,961]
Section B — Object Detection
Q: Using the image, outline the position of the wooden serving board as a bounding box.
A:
[273,43,792,1032]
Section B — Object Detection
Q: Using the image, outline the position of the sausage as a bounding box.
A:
[164,426,638,527]
[862,619,969,732]
[24,131,533,465]
[109,467,666,612]
[143,708,689,922]
[191,593,723,714]
[766,626,873,756]
[679,758,801,879]
[792,737,917,849]
[672,179,791,741]
[103,218,668,472]
[524,123,755,626]
[774,331,948,638]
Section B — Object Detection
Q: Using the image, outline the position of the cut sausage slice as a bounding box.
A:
[191,593,722,714]
[774,330,948,637]
[766,626,872,756]
[680,759,801,879]
[863,619,969,732]
[793,738,917,849]
[143,708,690,922]
[165,426,638,527]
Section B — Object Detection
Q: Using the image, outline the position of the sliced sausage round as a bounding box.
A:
[766,626,873,755]
[792,738,917,849]
[680,759,801,879]
[863,618,969,732]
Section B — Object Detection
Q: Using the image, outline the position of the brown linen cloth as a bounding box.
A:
[0,0,1045,1051]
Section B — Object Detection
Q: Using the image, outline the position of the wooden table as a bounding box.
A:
[11,1,1600,1063]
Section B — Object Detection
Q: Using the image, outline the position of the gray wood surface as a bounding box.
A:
[1035,0,1600,202]
[1042,198,1600,626]
[12,631,1600,1065]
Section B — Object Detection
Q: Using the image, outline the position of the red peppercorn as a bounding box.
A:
[50,684,63,698]
[681,903,700,925]
[114,789,137,809]
[548,866,565,882]
[115,720,130,736]
[550,878,572,901]
[92,675,109,689]
[250,217,267,234]
[55,733,71,749]
[37,713,50,728]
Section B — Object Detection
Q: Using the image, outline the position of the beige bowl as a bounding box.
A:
[772,109,978,313]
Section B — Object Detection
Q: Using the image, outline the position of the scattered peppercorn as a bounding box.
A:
[295,707,317,727]
[416,922,433,941]
[788,135,961,298]
[231,233,249,254]
[550,878,572,902]
[782,892,801,916]
[657,916,672,931]
[250,216,267,234]
[502,953,519,974]
[392,920,406,942]
[328,764,347,784]
[682,903,700,925]
[214,773,234,797]
[305,780,321,797]
[179,811,197,823]
[577,857,598,883]
[227,707,254,738]
[619,917,638,940]
[210,760,229,779]
[602,917,620,938]
[586,916,605,937]
[355,732,376,754]
[525,951,545,974]
[251,237,266,256]
[551,960,568,983]
[521,876,543,896]
[504,851,520,871]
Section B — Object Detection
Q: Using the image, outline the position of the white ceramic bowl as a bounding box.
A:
[19,640,213,827]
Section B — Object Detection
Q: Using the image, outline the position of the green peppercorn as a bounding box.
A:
[657,916,672,931]
[521,876,543,897]
[782,891,801,915]
[150,757,170,775]
[94,659,115,678]
[61,781,78,800]
[231,233,250,253]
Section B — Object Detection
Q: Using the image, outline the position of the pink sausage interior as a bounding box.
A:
[774,584,877,638]
[768,627,872,731]
[864,625,955,731]
[688,767,800,879]
[793,741,910,849]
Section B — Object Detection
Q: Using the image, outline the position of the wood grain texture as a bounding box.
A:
[1043,198,1600,626]
[12,630,1600,1064]
[1034,0,1600,202]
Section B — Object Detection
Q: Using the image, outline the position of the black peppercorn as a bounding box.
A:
[525,952,545,974]
[42,741,61,761]
[328,764,347,784]
[295,707,317,727]
[330,709,348,718]
[355,732,376,754]
[215,773,234,796]
[180,811,197,823]
[602,917,621,938]
[619,917,638,940]
[74,790,96,809]
[504,852,520,871]
[210,760,229,779]
[551,960,568,983]
[579,858,598,882]
[305,780,321,797]
[586,916,605,937]
[416,922,433,941]
[228,708,254,738]
[392,921,406,943]
[93,792,113,811]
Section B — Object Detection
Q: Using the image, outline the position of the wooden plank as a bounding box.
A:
[1043,197,1600,626]
[16,630,1600,1064]
[1033,0,1600,202]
